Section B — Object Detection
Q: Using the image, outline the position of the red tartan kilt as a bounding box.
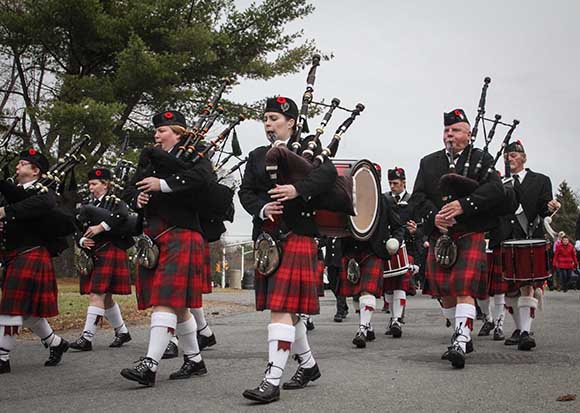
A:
[136,219,204,310]
[202,241,212,294]
[487,248,509,295]
[425,232,488,299]
[0,247,58,318]
[383,255,413,292]
[317,260,325,297]
[80,243,131,295]
[254,234,320,315]
[337,251,384,298]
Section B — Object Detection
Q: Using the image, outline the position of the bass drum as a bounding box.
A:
[315,159,381,241]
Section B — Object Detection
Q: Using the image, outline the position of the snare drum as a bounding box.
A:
[315,159,381,241]
[383,243,410,278]
[501,239,550,281]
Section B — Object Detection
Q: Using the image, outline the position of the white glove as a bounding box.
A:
[386,238,400,255]
[575,240,580,251]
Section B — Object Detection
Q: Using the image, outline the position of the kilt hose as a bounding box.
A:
[136,218,204,310]
[383,255,413,293]
[487,248,509,296]
[80,242,131,296]
[0,247,58,318]
[425,232,488,299]
[202,240,212,294]
[254,233,320,315]
[337,251,384,298]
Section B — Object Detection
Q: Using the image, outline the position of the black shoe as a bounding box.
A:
[445,318,451,328]
[493,327,505,341]
[242,380,280,404]
[365,330,376,342]
[447,344,466,369]
[169,356,208,380]
[69,336,92,351]
[352,331,366,348]
[390,321,402,338]
[120,357,157,387]
[198,333,216,351]
[517,331,536,351]
[333,312,344,322]
[305,319,315,331]
[478,320,495,336]
[110,332,132,348]
[466,339,474,354]
[0,359,10,374]
[45,339,69,366]
[162,340,178,359]
[504,329,521,346]
[282,363,321,390]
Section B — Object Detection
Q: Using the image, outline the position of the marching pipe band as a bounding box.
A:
[0,61,563,408]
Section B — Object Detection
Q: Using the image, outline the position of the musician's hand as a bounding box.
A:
[548,199,561,213]
[0,207,5,220]
[82,238,96,249]
[435,213,456,233]
[268,184,298,202]
[263,201,284,221]
[406,220,417,235]
[84,224,105,238]
[439,201,464,220]
[136,192,151,209]
[136,177,161,193]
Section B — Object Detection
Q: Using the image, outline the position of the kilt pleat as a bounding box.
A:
[254,234,320,315]
[337,251,384,298]
[136,219,204,310]
[202,241,212,294]
[317,259,325,297]
[0,247,58,318]
[383,255,413,293]
[80,243,131,295]
[487,248,508,295]
[425,232,488,299]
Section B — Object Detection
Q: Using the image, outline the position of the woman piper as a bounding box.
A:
[238,96,338,404]
[120,110,212,387]
[70,167,133,351]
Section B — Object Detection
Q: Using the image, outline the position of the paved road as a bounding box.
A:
[1,290,579,412]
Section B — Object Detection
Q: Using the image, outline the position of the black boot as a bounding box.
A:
[390,321,402,338]
[242,379,280,404]
[447,344,466,369]
[69,335,93,351]
[198,333,217,350]
[110,332,132,348]
[162,340,178,359]
[478,320,495,336]
[305,318,315,331]
[44,339,69,366]
[282,363,321,390]
[169,355,207,379]
[0,359,10,374]
[504,329,521,345]
[517,331,536,351]
[120,357,157,387]
[352,331,366,348]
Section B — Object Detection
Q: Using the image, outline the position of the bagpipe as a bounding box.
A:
[435,77,520,268]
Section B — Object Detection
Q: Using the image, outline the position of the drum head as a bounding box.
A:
[348,159,381,241]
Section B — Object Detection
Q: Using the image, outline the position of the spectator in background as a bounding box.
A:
[553,234,578,292]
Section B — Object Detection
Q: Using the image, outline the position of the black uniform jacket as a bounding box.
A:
[75,197,135,250]
[0,181,73,254]
[385,191,422,256]
[122,146,213,233]
[410,147,504,237]
[490,169,552,245]
[238,145,338,241]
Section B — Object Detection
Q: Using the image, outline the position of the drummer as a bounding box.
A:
[337,164,404,349]
[501,140,559,350]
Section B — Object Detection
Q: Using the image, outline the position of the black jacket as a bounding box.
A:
[499,169,553,241]
[238,145,338,241]
[364,194,405,260]
[410,147,504,237]
[386,191,423,256]
[122,146,213,233]
[0,181,74,254]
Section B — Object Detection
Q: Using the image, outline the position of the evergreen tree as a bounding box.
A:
[552,180,579,240]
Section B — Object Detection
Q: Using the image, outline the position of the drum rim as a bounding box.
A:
[347,159,381,241]
[501,239,548,246]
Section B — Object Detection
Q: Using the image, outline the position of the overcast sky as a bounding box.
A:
[222,0,580,241]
